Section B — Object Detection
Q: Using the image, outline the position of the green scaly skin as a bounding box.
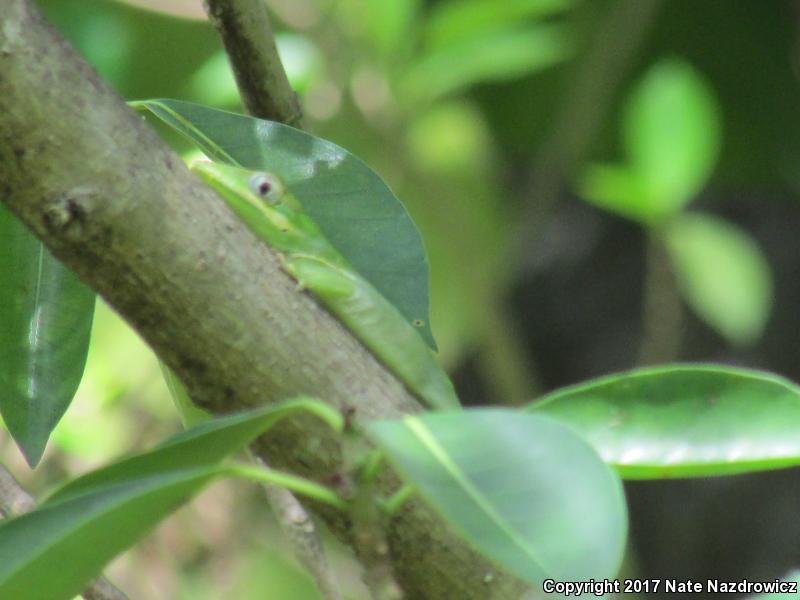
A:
[191,161,460,411]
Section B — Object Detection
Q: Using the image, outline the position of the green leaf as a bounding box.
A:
[425,0,573,50]
[665,213,772,346]
[578,164,652,223]
[0,206,96,467]
[579,59,721,225]
[623,58,721,220]
[131,99,438,350]
[368,409,627,585]
[404,24,571,102]
[0,467,222,600]
[48,398,340,505]
[0,400,340,600]
[361,0,420,58]
[529,365,800,479]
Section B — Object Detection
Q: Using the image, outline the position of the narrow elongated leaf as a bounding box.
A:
[0,206,96,466]
[0,399,340,599]
[131,99,438,350]
[665,213,773,346]
[48,397,340,505]
[0,467,222,600]
[368,409,627,586]
[529,365,800,478]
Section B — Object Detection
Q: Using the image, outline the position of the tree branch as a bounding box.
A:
[0,2,528,598]
[204,0,303,126]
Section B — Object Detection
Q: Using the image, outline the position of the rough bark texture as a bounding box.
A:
[0,2,529,598]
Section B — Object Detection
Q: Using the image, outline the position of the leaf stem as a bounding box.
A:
[228,463,347,510]
[383,484,415,516]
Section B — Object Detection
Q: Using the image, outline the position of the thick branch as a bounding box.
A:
[204,0,303,126]
[0,2,527,598]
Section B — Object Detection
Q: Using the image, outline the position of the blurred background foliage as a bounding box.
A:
[2,0,800,597]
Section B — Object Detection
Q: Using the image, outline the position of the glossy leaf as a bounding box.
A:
[404,24,571,102]
[0,206,96,466]
[0,400,340,599]
[530,365,800,478]
[368,409,627,585]
[665,213,772,346]
[131,99,438,350]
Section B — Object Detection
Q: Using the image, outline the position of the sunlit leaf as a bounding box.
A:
[0,206,96,467]
[530,365,800,478]
[665,213,772,346]
[131,99,438,350]
[368,409,627,585]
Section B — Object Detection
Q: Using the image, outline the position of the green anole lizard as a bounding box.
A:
[191,161,460,411]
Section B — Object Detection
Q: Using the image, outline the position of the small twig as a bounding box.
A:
[0,464,129,600]
[203,0,303,126]
[249,454,344,600]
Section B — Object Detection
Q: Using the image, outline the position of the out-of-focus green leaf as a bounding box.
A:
[425,0,572,50]
[368,409,627,586]
[275,33,323,93]
[406,101,493,173]
[624,58,721,220]
[0,206,96,467]
[579,59,720,225]
[404,24,572,103]
[131,99,438,350]
[0,400,340,600]
[529,365,800,478]
[361,0,420,58]
[665,213,772,346]
[578,164,651,223]
[188,51,241,107]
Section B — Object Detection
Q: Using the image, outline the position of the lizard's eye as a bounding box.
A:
[249,172,284,205]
